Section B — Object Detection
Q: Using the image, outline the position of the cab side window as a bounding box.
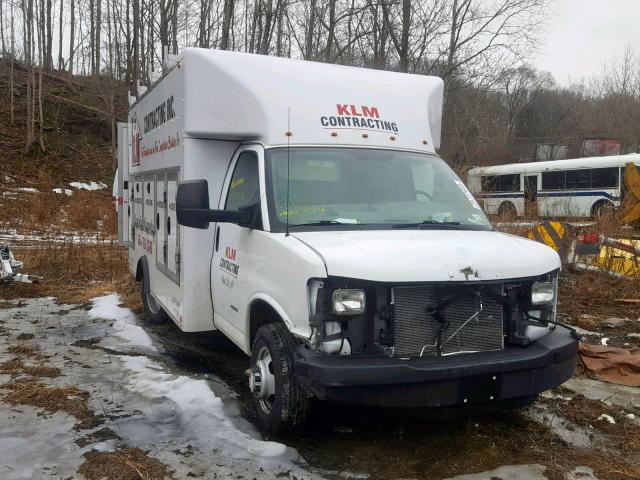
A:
[225,152,260,211]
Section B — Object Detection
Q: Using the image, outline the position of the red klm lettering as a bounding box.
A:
[336,104,350,116]
[225,247,236,261]
[362,106,380,118]
[349,105,362,116]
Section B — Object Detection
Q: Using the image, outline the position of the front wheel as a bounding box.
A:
[249,323,309,433]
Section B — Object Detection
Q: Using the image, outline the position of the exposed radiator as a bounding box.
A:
[393,285,504,357]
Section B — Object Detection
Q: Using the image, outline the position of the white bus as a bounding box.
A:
[467,154,640,218]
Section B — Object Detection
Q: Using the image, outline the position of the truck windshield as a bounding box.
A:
[265,147,491,231]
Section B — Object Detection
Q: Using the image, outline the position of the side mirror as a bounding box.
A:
[176,179,254,229]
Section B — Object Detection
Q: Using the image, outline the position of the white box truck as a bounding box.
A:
[116,48,579,433]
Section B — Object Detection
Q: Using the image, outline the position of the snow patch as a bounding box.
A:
[597,413,616,424]
[119,355,297,461]
[69,181,107,191]
[88,293,156,352]
[52,187,73,196]
[17,187,38,193]
[572,325,603,337]
[0,402,83,479]
[444,464,547,480]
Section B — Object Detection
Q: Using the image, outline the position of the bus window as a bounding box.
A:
[591,167,618,188]
[566,170,591,189]
[482,174,520,192]
[541,171,565,190]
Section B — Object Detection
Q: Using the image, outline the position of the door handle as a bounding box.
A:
[215,226,220,252]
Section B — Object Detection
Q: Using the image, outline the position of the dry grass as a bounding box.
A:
[8,342,42,358]
[0,241,129,303]
[0,343,59,377]
[0,358,60,378]
[79,448,173,480]
[559,268,640,321]
[0,188,116,235]
[2,377,100,428]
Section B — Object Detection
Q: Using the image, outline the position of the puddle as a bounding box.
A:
[525,407,593,448]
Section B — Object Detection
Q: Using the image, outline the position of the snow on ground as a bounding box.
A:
[0,401,82,480]
[0,296,318,480]
[0,228,113,247]
[52,187,73,196]
[444,464,548,480]
[88,294,157,354]
[69,181,107,191]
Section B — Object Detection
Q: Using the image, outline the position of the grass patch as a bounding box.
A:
[2,377,101,429]
[0,358,60,377]
[79,448,173,480]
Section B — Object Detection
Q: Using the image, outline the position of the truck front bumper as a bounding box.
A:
[294,328,578,408]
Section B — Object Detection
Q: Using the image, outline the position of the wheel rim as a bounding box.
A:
[250,346,276,414]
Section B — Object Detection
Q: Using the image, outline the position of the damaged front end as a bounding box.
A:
[307,271,564,358]
[296,272,579,409]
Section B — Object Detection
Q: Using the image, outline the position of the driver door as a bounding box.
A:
[211,148,263,347]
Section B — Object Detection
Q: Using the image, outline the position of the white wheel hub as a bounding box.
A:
[250,346,276,413]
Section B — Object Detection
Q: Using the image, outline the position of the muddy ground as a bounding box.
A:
[1,231,640,479]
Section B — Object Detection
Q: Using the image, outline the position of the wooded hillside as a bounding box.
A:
[2,0,640,176]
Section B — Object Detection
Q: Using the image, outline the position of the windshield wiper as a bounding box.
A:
[391,220,461,229]
[288,220,358,228]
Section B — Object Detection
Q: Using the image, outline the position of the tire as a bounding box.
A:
[140,270,169,324]
[498,202,517,219]
[249,323,309,433]
[591,200,614,219]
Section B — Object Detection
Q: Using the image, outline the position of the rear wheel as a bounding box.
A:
[249,323,309,433]
[498,201,517,219]
[140,270,169,324]
[591,200,614,219]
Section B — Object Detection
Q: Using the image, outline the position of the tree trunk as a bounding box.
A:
[10,1,15,125]
[46,0,53,69]
[96,0,102,75]
[89,0,95,74]
[0,0,5,55]
[68,0,75,74]
[325,0,336,62]
[220,0,234,50]
[132,0,139,85]
[399,0,410,72]
[57,0,63,69]
[304,0,317,60]
[275,0,284,56]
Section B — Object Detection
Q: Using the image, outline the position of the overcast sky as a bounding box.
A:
[534,0,640,85]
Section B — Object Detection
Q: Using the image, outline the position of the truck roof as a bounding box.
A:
[144,48,443,152]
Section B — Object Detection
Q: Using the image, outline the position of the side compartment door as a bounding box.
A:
[116,122,130,246]
[133,178,143,225]
[144,176,155,230]
[156,173,167,270]
[211,149,262,346]
[166,171,180,283]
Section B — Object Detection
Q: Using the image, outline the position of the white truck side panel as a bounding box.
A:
[116,122,130,246]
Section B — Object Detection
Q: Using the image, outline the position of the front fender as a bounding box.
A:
[245,292,311,349]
